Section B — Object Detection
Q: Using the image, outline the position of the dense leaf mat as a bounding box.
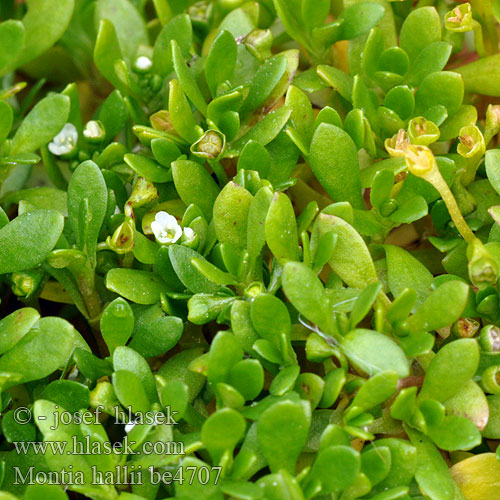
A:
[1,0,500,499]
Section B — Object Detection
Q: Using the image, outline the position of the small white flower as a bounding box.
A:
[48,123,78,156]
[134,55,152,72]
[151,211,182,244]
[183,227,195,240]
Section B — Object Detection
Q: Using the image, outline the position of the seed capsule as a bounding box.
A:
[479,325,500,352]
[482,365,500,394]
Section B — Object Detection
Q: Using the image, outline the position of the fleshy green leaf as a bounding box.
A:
[153,14,192,77]
[418,339,479,403]
[105,269,169,304]
[67,161,108,265]
[15,0,75,69]
[385,244,433,307]
[309,123,363,209]
[399,7,441,61]
[0,317,75,388]
[11,94,70,155]
[0,210,64,274]
[265,192,299,264]
[172,159,220,221]
[0,20,24,75]
[312,213,377,288]
[257,399,311,474]
[100,298,134,353]
[95,0,148,63]
[214,182,253,251]
[407,281,469,333]
[342,329,410,377]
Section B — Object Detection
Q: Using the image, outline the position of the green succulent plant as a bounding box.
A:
[2,0,500,499]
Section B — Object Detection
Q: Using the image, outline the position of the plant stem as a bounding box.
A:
[472,20,487,58]
[423,169,475,243]
[209,159,228,185]
[76,267,102,321]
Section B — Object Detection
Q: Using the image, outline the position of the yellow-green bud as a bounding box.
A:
[106,219,135,254]
[150,110,174,132]
[444,3,473,32]
[479,325,500,352]
[191,130,225,160]
[243,29,273,60]
[467,238,499,287]
[451,318,480,339]
[10,270,43,299]
[457,125,485,159]
[125,177,159,218]
[385,129,410,158]
[408,117,440,146]
[404,144,437,177]
[244,281,265,299]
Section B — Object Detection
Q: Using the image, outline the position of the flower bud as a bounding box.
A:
[335,312,350,336]
[133,125,169,145]
[191,130,225,160]
[106,218,135,254]
[244,281,265,298]
[467,238,499,287]
[444,3,473,32]
[133,55,153,74]
[10,269,44,299]
[187,1,211,28]
[243,29,273,60]
[408,117,440,146]
[83,120,106,144]
[125,177,159,218]
[379,199,399,217]
[150,110,175,132]
[451,318,480,339]
[180,226,199,249]
[479,325,500,352]
[457,125,485,159]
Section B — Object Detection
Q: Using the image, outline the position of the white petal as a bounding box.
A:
[151,220,164,241]
[183,227,195,239]
[61,122,78,140]
[171,225,182,243]
[155,211,177,228]
[48,142,65,155]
